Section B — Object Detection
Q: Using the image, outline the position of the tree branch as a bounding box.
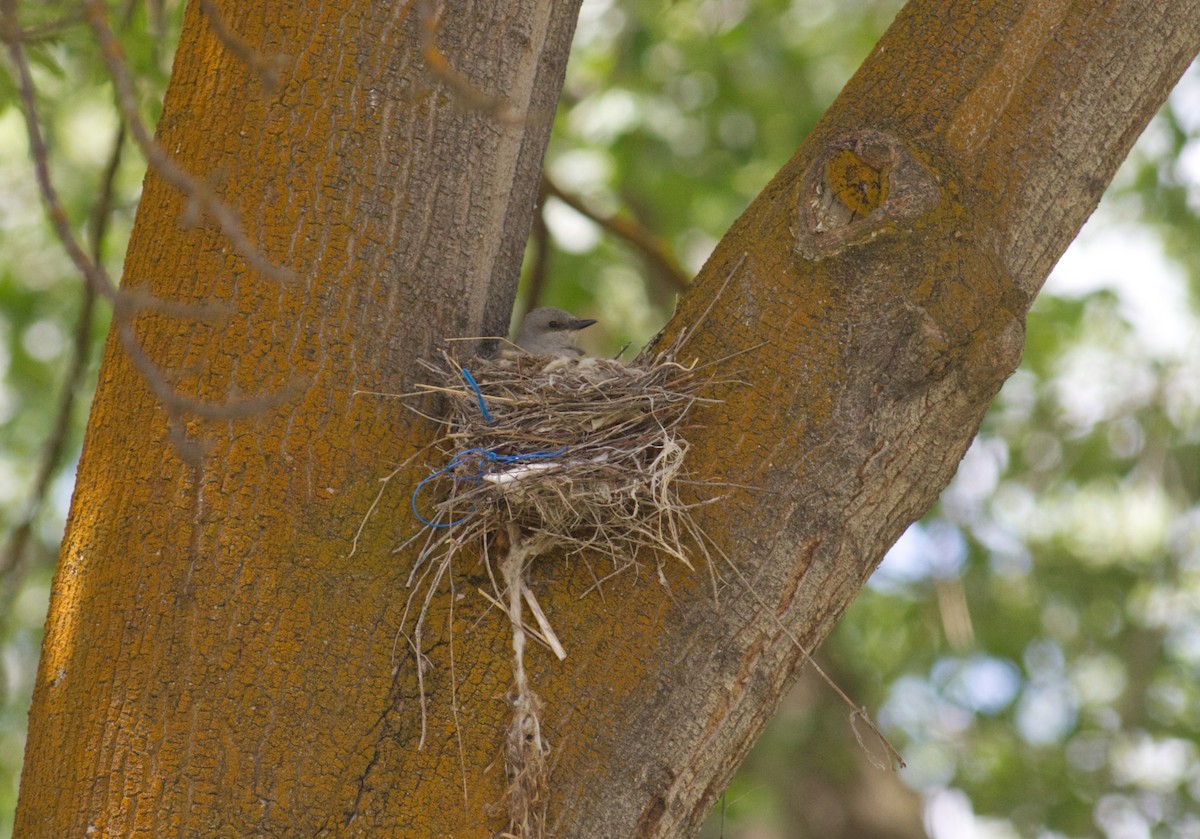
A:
[543,174,691,294]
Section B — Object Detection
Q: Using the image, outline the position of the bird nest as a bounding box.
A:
[409,349,714,577]
[395,346,716,837]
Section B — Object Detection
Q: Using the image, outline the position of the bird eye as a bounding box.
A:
[548,321,560,329]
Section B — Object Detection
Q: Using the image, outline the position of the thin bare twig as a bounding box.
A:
[417,0,521,123]
[82,0,293,283]
[197,0,287,90]
[3,6,119,304]
[4,2,303,468]
[0,9,84,43]
[0,118,121,589]
[543,175,692,294]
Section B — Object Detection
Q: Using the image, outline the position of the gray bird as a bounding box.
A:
[513,307,597,358]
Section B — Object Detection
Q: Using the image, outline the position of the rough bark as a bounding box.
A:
[15,0,580,834]
[592,2,1200,836]
[14,1,1200,838]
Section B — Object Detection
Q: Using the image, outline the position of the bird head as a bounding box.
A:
[514,307,598,357]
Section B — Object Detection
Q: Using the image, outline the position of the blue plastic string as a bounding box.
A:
[460,367,493,423]
[411,446,568,528]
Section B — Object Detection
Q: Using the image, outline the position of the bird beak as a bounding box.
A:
[569,318,598,332]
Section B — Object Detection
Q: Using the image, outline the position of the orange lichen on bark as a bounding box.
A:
[825,148,890,217]
[16,0,1200,837]
[16,0,583,836]
[944,0,1074,159]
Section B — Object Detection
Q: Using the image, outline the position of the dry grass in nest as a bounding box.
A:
[392,346,717,839]
[408,349,714,576]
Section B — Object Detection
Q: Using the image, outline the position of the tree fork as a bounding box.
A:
[14,1,1200,838]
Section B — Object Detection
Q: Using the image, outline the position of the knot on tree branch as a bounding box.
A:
[796,129,940,259]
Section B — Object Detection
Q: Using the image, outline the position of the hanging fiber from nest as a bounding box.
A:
[403,347,716,838]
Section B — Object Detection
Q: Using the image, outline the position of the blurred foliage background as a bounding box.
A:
[2,1,1199,837]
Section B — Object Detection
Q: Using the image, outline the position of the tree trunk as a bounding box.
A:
[15,0,581,834]
[16,1,1200,838]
